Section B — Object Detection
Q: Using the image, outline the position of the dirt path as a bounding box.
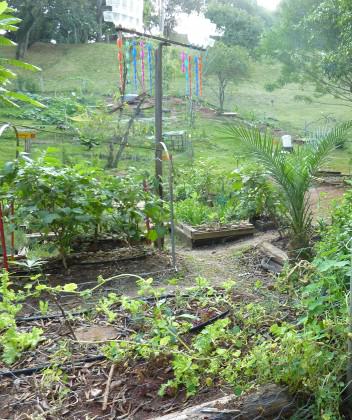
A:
[177,231,280,292]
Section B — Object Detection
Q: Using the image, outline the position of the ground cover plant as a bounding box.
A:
[0,269,295,418]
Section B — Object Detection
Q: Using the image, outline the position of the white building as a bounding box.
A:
[104,0,144,31]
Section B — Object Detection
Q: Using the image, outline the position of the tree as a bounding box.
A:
[205,42,250,111]
[262,0,352,104]
[161,0,204,37]
[0,1,42,107]
[8,0,101,57]
[223,121,352,256]
[206,0,272,51]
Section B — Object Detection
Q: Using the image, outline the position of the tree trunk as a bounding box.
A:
[111,94,148,168]
[96,0,104,42]
[219,83,225,112]
[154,384,296,420]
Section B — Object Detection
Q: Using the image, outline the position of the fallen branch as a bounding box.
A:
[102,363,116,411]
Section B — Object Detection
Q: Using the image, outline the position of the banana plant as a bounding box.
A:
[222,121,352,257]
[0,1,43,107]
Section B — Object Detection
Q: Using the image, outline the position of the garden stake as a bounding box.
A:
[347,238,352,409]
[0,202,8,271]
[10,201,14,259]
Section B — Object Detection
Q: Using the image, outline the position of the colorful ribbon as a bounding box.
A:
[188,55,192,98]
[194,56,199,97]
[199,56,203,97]
[185,55,189,96]
[140,41,145,92]
[117,34,124,89]
[147,43,153,93]
[125,40,131,92]
[132,40,138,91]
[181,52,186,73]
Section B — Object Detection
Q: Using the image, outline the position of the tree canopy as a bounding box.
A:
[205,41,250,111]
[262,0,352,104]
[206,0,272,51]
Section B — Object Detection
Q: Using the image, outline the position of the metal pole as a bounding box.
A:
[160,142,177,271]
[155,43,164,200]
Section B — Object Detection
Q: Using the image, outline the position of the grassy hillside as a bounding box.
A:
[1,42,350,131]
[0,42,351,172]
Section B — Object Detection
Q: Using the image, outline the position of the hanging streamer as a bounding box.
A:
[117,34,124,89]
[181,52,186,73]
[194,56,199,97]
[199,56,203,97]
[125,40,131,92]
[147,43,153,94]
[185,55,189,96]
[140,41,145,92]
[132,40,138,91]
[188,55,192,98]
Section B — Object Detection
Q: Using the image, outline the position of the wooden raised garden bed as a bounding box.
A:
[176,221,255,248]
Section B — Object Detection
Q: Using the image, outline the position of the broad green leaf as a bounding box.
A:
[1,58,41,72]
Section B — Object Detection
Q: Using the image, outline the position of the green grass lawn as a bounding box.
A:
[0,42,351,173]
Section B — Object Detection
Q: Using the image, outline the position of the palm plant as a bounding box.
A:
[223,121,352,257]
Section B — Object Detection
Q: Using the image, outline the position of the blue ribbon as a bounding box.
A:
[194,56,199,97]
[147,43,153,94]
[132,40,138,91]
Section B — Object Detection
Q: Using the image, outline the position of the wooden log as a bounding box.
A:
[260,241,289,266]
[154,384,295,419]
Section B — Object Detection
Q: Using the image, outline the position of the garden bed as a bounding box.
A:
[0,281,296,420]
[176,222,255,248]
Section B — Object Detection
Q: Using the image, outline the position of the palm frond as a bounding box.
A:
[305,120,352,172]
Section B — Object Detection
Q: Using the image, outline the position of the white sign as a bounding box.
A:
[104,0,144,31]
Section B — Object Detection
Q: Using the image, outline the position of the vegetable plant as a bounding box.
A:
[0,155,167,267]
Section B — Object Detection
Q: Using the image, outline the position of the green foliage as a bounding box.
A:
[206,0,270,51]
[223,122,352,254]
[175,164,283,226]
[262,0,352,104]
[205,42,250,111]
[0,271,43,364]
[0,155,167,267]
[0,1,43,107]
[239,189,352,418]
[20,95,84,126]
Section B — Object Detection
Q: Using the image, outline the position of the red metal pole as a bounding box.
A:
[11,201,14,260]
[0,202,9,271]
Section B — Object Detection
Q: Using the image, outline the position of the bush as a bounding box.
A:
[0,155,166,267]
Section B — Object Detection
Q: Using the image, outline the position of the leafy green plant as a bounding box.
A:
[223,122,352,255]
[175,193,216,225]
[0,1,43,108]
[0,156,167,267]
[0,271,43,364]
